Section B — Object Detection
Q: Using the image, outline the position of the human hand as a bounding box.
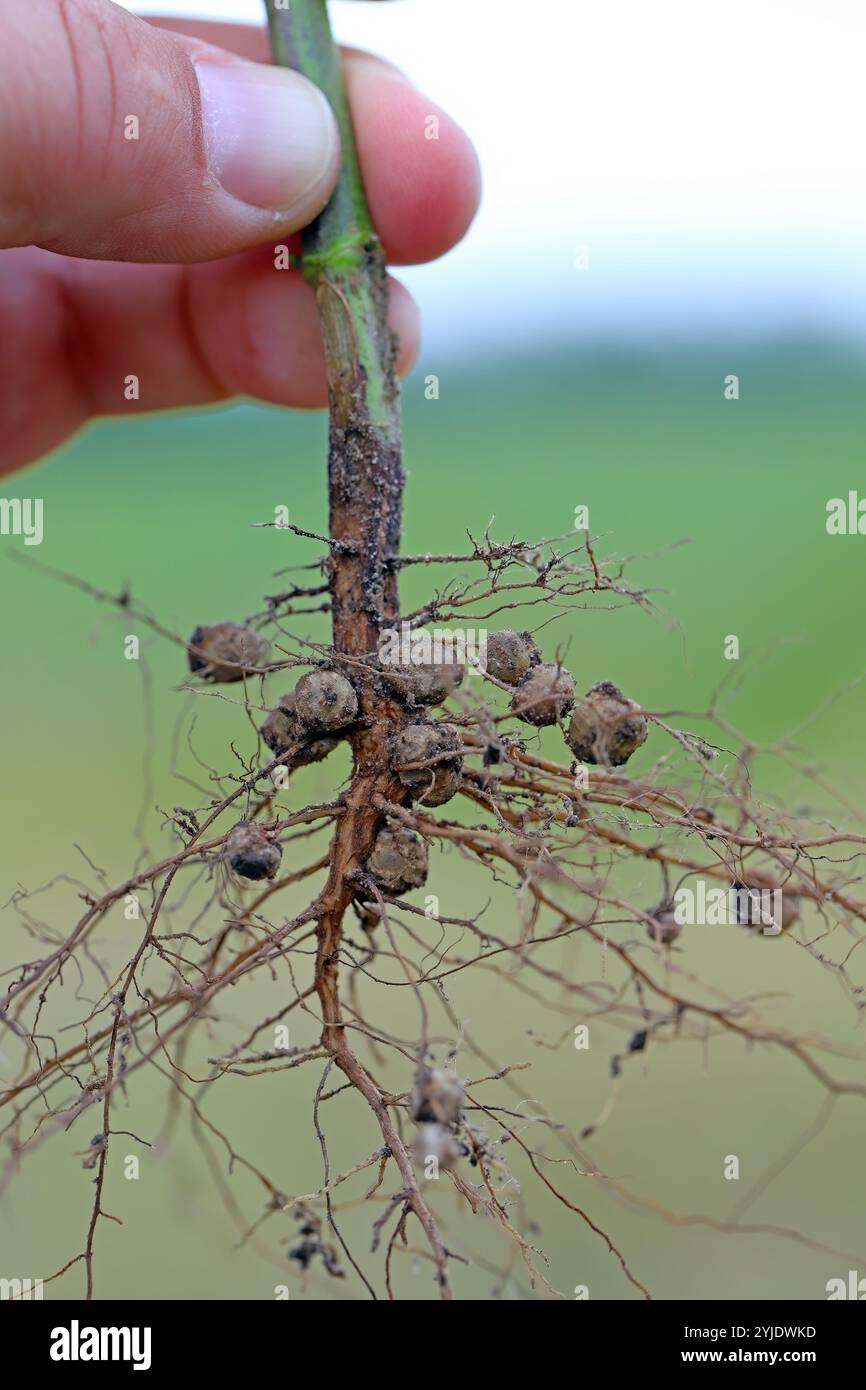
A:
[0,3,480,475]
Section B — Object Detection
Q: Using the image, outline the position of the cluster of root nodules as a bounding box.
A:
[3,528,866,1302]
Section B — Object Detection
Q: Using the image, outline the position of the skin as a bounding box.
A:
[0,8,481,476]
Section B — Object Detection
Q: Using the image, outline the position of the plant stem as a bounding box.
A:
[264,3,452,1298]
[264,0,404,659]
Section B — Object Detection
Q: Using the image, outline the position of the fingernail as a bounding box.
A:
[195,60,339,213]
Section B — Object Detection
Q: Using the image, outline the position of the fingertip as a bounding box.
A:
[389,277,422,377]
[189,251,420,407]
[345,61,481,265]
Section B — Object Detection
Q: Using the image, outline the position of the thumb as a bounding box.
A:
[0,0,341,262]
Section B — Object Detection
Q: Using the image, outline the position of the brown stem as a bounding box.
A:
[265,1,452,1297]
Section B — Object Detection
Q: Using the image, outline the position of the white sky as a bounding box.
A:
[123,1,866,354]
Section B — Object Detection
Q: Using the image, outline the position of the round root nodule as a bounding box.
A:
[566,680,648,767]
[293,669,358,733]
[410,1066,465,1124]
[646,909,681,946]
[511,663,576,726]
[391,723,463,806]
[188,623,269,683]
[411,1122,462,1174]
[261,692,339,767]
[484,629,541,685]
[366,825,428,895]
[225,822,282,882]
[381,659,464,706]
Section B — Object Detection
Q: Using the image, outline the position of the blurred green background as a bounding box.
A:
[2,341,865,1301]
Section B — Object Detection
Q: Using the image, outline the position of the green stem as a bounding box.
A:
[264,0,404,657]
